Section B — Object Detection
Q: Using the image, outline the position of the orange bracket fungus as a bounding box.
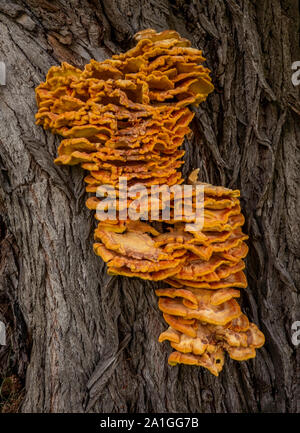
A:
[35,29,264,376]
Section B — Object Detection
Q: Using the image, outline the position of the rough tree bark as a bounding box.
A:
[0,0,299,413]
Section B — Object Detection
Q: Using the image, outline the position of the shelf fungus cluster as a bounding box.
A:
[35,29,264,375]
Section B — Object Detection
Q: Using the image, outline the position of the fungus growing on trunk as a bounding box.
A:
[35,29,264,375]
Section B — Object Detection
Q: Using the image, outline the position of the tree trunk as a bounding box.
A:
[0,0,299,413]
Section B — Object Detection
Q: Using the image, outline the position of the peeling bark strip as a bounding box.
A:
[0,0,299,413]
